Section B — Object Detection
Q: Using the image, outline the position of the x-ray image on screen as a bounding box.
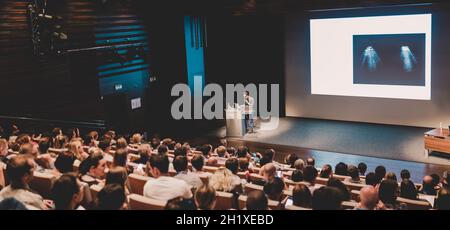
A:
[353,34,425,86]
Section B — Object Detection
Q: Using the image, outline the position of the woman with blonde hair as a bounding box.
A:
[209,167,242,193]
[194,182,216,210]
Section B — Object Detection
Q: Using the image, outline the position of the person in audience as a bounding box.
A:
[284,153,299,168]
[292,184,312,208]
[378,179,405,210]
[116,137,128,150]
[294,159,305,171]
[130,133,142,146]
[226,147,236,157]
[143,154,192,201]
[206,156,218,167]
[436,187,450,210]
[400,179,418,200]
[51,173,84,210]
[54,150,76,173]
[194,183,216,210]
[263,177,286,203]
[106,166,130,195]
[191,154,212,177]
[303,166,320,193]
[385,172,397,182]
[236,146,250,158]
[400,169,411,181]
[0,138,10,164]
[97,184,127,210]
[87,131,99,146]
[257,163,277,185]
[355,186,378,210]
[238,157,251,173]
[0,155,46,209]
[215,146,228,158]
[165,197,196,210]
[327,178,350,201]
[209,167,242,194]
[291,170,303,182]
[199,144,212,158]
[319,164,333,179]
[334,162,348,176]
[260,149,275,166]
[312,186,343,210]
[98,139,112,155]
[112,148,128,168]
[150,137,161,149]
[419,175,437,195]
[225,157,243,185]
[443,171,449,189]
[430,174,441,190]
[246,190,268,210]
[134,143,152,165]
[357,163,367,176]
[157,144,169,155]
[173,155,202,189]
[69,140,89,161]
[306,157,315,167]
[345,165,362,184]
[174,146,188,158]
[79,154,107,185]
[375,165,386,184]
[365,172,378,186]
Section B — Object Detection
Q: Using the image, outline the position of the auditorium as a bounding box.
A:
[0,0,449,214]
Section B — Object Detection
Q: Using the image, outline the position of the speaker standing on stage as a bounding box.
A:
[244,91,255,134]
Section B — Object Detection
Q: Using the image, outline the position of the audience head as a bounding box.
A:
[174,146,188,158]
[148,153,170,177]
[206,156,218,167]
[191,154,205,171]
[51,174,83,210]
[238,157,250,172]
[131,133,142,144]
[106,166,128,188]
[357,162,367,175]
[303,166,318,184]
[216,146,227,157]
[226,147,236,156]
[379,179,399,206]
[400,179,418,200]
[312,186,343,210]
[375,165,386,184]
[246,190,268,210]
[173,155,188,173]
[0,138,8,157]
[365,172,378,186]
[55,153,75,173]
[209,168,236,192]
[347,165,360,181]
[262,163,277,181]
[306,157,315,167]
[79,154,106,179]
[292,184,312,208]
[294,159,305,171]
[319,164,333,178]
[157,144,168,155]
[291,170,304,182]
[263,149,275,162]
[97,184,127,210]
[194,183,216,210]
[38,139,50,154]
[327,178,350,201]
[285,153,299,168]
[113,148,128,168]
[334,162,348,176]
[98,139,111,153]
[137,144,152,162]
[236,146,249,158]
[6,155,35,189]
[225,157,239,174]
[358,186,379,210]
[400,169,411,180]
[430,174,440,187]
[165,197,196,210]
[385,172,397,182]
[116,138,128,150]
[263,177,285,201]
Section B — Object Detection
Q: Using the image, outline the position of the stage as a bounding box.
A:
[219,117,450,183]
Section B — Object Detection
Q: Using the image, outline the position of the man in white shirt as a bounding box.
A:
[143,154,192,201]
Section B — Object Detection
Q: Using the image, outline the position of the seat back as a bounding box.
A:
[315,177,329,186]
[237,195,280,210]
[203,166,219,174]
[397,197,431,210]
[128,174,152,195]
[128,193,166,210]
[244,183,264,194]
[285,205,312,210]
[29,171,57,199]
[333,174,351,181]
[215,191,234,210]
[343,181,366,191]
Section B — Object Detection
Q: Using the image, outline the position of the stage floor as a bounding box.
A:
[225,117,450,166]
